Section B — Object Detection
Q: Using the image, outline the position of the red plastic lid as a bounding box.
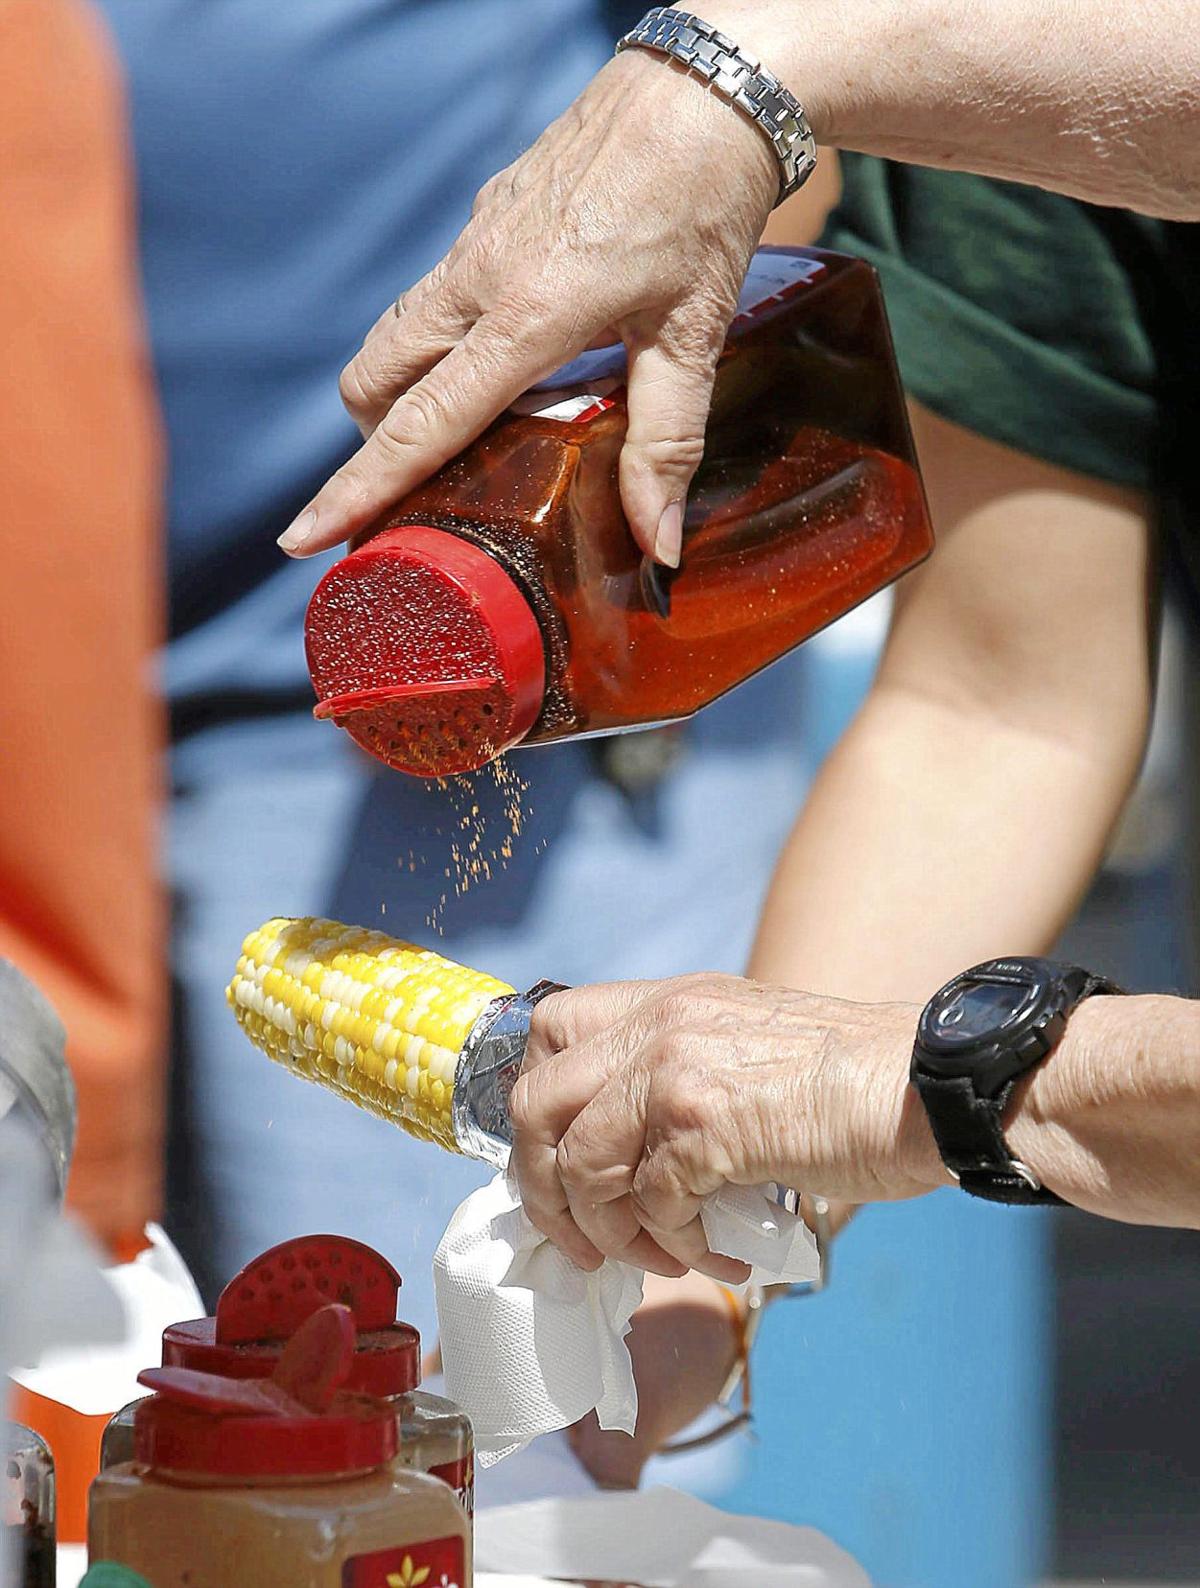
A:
[305,524,545,777]
[161,1235,421,1397]
[135,1306,398,1478]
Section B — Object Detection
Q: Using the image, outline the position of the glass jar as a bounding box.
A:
[396,1390,473,1515]
[91,1460,468,1587]
[3,1422,55,1588]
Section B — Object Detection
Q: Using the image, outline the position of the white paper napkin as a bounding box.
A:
[434,1172,819,1464]
[475,1488,871,1585]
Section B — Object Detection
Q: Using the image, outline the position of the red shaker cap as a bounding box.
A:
[135,1306,397,1478]
[305,524,546,777]
[161,1235,421,1397]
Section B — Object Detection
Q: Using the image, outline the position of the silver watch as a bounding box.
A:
[616,7,817,204]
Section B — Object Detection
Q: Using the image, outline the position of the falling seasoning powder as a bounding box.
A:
[406,757,530,933]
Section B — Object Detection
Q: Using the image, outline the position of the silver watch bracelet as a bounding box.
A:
[616,6,817,205]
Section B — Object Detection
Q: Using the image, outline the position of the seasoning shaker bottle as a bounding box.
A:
[100,1235,473,1513]
[305,246,933,779]
[89,1305,470,1588]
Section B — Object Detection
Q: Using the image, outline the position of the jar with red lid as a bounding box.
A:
[305,246,933,779]
[88,1304,470,1588]
[99,1235,474,1513]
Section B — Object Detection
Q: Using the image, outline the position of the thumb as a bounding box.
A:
[619,318,723,565]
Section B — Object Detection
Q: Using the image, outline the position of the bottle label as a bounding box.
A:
[343,1535,466,1588]
[429,1452,474,1517]
[524,248,828,396]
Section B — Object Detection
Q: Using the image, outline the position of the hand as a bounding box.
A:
[509,973,948,1279]
[278,47,778,565]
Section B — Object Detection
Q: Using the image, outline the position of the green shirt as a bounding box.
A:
[824,156,1199,562]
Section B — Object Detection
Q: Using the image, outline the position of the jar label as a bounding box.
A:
[343,1535,465,1588]
[429,1452,474,1516]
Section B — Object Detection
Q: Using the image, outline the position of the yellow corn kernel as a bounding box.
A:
[226,916,513,1151]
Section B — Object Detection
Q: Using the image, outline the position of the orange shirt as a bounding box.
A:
[0,0,164,1245]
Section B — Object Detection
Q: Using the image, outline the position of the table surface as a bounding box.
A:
[63,1543,1197,1587]
[58,1548,565,1588]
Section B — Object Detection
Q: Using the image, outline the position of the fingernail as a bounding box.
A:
[277,507,316,555]
[654,500,684,568]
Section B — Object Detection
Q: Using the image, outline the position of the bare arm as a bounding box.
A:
[750,401,1154,1005]
[1005,993,1200,1227]
[569,395,1157,1480]
[285,2,1194,557]
[510,973,1200,1261]
[715,0,1200,221]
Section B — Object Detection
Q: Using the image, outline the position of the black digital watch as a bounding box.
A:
[911,957,1121,1207]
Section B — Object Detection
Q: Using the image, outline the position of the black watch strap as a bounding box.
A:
[914,966,1120,1207]
[917,1069,1064,1206]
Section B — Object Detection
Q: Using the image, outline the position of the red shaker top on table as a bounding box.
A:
[161,1234,421,1398]
[136,1305,397,1478]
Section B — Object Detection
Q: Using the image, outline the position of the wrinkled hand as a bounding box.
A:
[278,48,777,565]
[510,974,946,1280]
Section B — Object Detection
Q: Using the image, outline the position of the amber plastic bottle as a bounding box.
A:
[100,1235,473,1515]
[89,1306,470,1588]
[305,246,932,778]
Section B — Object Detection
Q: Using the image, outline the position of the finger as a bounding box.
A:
[516,980,737,1236]
[340,269,475,437]
[521,1171,606,1273]
[619,312,723,565]
[509,1040,636,1252]
[640,1213,752,1287]
[278,313,570,556]
[550,1077,691,1278]
[554,1109,686,1277]
[524,981,659,1071]
[563,1188,687,1278]
[633,1140,751,1286]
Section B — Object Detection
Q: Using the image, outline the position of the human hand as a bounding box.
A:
[568,1268,739,1489]
[278,46,778,565]
[510,973,948,1279]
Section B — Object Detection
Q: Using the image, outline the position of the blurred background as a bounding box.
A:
[2,2,1196,1585]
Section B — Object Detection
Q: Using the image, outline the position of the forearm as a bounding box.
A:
[1003,994,1200,1227]
[702,0,1200,219]
[751,405,1152,1006]
[749,682,1131,1005]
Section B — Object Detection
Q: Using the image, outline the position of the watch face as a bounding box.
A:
[928,978,1037,1044]
[915,959,1063,1090]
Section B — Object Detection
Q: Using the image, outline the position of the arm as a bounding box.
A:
[567,1267,740,1487]
[750,400,1155,1004]
[1006,993,1200,1228]
[510,409,1158,1273]
[281,1,1196,559]
[714,0,1200,221]
[511,977,1200,1252]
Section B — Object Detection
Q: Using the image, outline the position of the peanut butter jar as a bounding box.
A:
[89,1305,470,1588]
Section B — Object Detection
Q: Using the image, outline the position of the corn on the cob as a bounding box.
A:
[226,916,514,1151]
